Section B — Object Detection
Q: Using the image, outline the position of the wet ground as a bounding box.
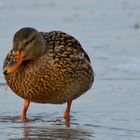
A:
[0,0,140,139]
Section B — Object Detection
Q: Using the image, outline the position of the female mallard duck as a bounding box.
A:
[3,27,94,121]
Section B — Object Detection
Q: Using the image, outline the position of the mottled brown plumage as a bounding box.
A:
[3,27,94,120]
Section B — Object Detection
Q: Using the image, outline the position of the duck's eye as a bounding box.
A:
[25,35,36,46]
[25,41,29,46]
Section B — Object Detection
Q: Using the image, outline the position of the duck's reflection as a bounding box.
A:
[0,115,94,139]
[21,119,93,140]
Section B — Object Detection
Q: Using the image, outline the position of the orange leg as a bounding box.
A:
[64,100,72,121]
[20,99,30,121]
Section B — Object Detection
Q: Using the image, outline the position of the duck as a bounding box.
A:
[3,27,94,121]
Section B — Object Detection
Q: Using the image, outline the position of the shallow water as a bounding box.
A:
[0,0,140,139]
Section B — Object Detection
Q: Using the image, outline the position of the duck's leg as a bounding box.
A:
[64,100,72,121]
[20,99,30,121]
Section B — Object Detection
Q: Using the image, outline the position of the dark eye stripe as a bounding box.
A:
[25,35,36,45]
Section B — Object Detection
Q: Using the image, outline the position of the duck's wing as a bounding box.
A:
[40,31,91,63]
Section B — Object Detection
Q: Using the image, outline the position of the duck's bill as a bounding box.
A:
[3,51,24,75]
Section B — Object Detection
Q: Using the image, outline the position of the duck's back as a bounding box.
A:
[4,31,94,104]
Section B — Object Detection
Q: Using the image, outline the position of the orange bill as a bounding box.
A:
[3,51,24,74]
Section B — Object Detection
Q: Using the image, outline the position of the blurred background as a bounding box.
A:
[0,0,140,139]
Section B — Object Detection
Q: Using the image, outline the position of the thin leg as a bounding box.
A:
[20,99,30,121]
[64,100,72,122]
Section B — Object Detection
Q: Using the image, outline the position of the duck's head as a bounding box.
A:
[3,27,45,75]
